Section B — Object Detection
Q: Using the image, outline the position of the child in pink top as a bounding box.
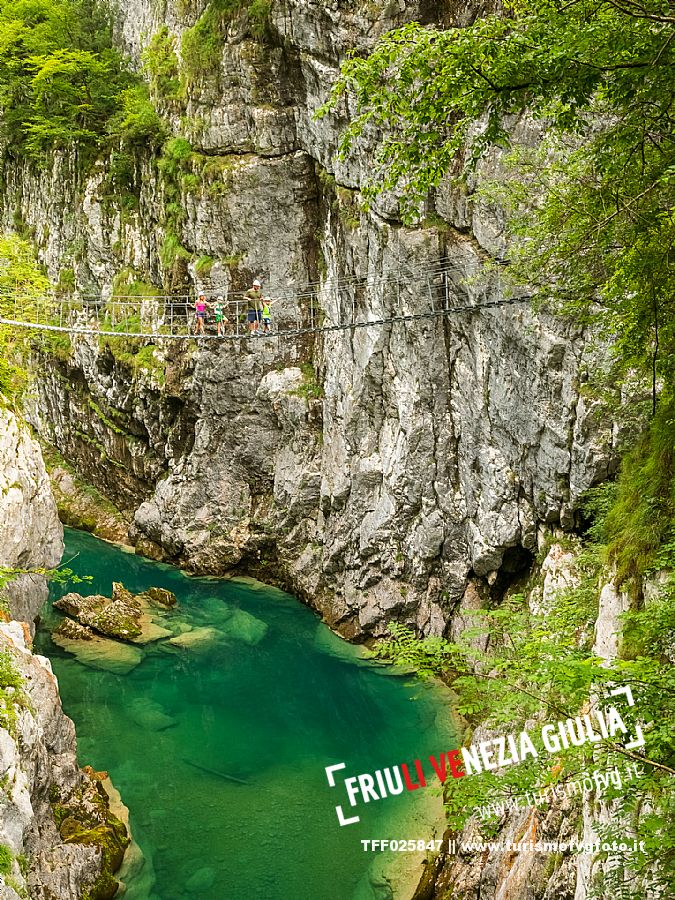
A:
[194,294,207,334]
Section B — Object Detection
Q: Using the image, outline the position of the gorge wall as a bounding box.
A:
[3,0,616,639]
[0,408,128,899]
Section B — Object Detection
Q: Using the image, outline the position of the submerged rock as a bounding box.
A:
[221,608,268,646]
[52,630,143,675]
[128,698,177,732]
[132,614,174,645]
[168,626,220,650]
[185,867,216,893]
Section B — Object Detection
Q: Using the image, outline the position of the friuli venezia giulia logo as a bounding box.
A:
[324,686,644,826]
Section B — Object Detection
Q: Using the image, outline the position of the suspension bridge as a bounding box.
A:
[0,260,535,342]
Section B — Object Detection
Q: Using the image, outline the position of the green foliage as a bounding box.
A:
[0,0,141,165]
[38,327,73,362]
[0,233,50,401]
[95,272,165,381]
[181,2,239,87]
[159,136,193,175]
[160,231,191,271]
[180,0,272,87]
[248,0,272,40]
[0,649,28,733]
[143,26,182,101]
[108,84,165,148]
[372,623,459,678]
[154,137,196,285]
[195,254,215,276]
[292,363,324,400]
[603,394,675,589]
[56,267,76,294]
[110,269,158,299]
[158,137,194,209]
[0,652,23,695]
[0,843,12,876]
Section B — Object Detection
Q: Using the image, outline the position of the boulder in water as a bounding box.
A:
[112,581,142,611]
[129,697,177,732]
[83,600,143,641]
[132,614,174,645]
[52,631,143,675]
[145,587,178,608]
[54,592,108,618]
[54,583,144,642]
[168,626,219,650]
[221,608,268,646]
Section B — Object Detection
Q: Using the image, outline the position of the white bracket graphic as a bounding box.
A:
[324,763,361,826]
[609,685,645,750]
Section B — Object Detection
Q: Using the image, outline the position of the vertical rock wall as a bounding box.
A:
[0,408,62,625]
[0,408,128,899]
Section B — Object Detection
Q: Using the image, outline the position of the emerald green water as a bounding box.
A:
[36,529,454,900]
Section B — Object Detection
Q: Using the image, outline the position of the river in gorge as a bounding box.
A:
[35,529,456,900]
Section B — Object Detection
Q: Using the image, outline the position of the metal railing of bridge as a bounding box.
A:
[0,260,535,342]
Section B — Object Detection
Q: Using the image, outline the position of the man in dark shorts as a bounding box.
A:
[245,279,264,335]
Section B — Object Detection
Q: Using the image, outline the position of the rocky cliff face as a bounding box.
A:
[0,408,63,627]
[7,0,614,640]
[417,546,638,900]
[0,409,128,898]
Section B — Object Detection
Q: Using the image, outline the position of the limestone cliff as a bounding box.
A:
[0,408,62,627]
[5,0,616,641]
[0,408,128,898]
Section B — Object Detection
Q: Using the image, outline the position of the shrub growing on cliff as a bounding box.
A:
[180,0,273,87]
[0,843,13,875]
[0,234,50,401]
[144,26,182,102]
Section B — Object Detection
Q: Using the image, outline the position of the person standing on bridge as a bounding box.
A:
[194,293,208,335]
[261,297,277,334]
[245,279,264,335]
[213,295,228,337]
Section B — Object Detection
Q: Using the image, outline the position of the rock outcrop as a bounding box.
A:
[0,408,63,627]
[0,407,129,897]
[0,623,129,900]
[54,581,177,642]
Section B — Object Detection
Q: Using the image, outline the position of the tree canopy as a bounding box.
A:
[0,0,161,163]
